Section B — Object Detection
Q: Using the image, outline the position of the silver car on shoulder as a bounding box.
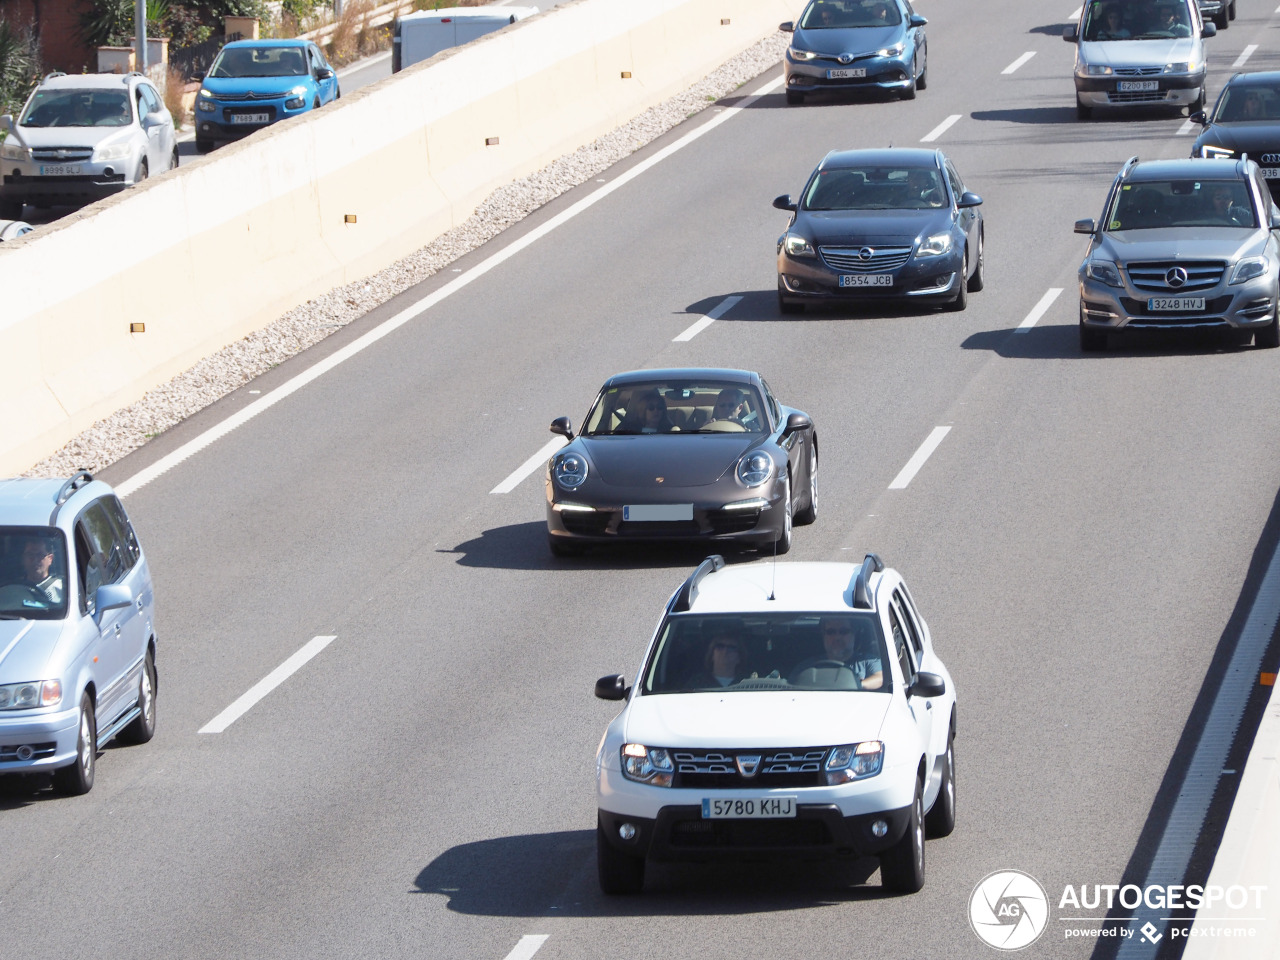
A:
[0,472,157,795]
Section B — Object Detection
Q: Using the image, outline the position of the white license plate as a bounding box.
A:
[1117,80,1159,92]
[1259,168,1280,179]
[827,68,866,79]
[702,796,797,819]
[623,503,693,521]
[840,274,893,288]
[231,113,271,124]
[39,164,80,176]
[1148,297,1205,311]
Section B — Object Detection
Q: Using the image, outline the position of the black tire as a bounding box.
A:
[52,693,96,796]
[597,822,645,894]
[313,97,321,109]
[1076,97,1092,120]
[547,534,583,558]
[170,147,179,171]
[794,443,818,526]
[967,229,985,292]
[0,197,24,220]
[773,475,793,555]
[1215,11,1228,29]
[917,52,928,90]
[1229,1,1237,20]
[335,84,342,100]
[778,288,804,314]
[947,254,968,311]
[924,730,956,839]
[1256,304,1280,349]
[785,90,804,105]
[901,67,917,101]
[195,138,214,154]
[120,649,157,745]
[136,159,148,183]
[1080,320,1107,352]
[880,781,925,893]
[1190,87,1205,115]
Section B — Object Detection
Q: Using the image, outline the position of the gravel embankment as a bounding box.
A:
[25,31,789,479]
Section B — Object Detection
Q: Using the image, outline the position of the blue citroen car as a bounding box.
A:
[780,0,928,104]
[194,39,340,152]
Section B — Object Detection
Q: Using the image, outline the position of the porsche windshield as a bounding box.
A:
[0,527,69,620]
[642,613,890,694]
[583,382,768,435]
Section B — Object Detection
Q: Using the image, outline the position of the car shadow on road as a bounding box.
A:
[441,522,765,571]
[412,830,894,916]
[1029,22,1072,36]
[962,324,1258,359]
[687,290,955,324]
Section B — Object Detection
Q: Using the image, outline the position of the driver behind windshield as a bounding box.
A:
[11,535,64,604]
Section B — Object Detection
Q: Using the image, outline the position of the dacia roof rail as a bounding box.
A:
[671,554,726,612]
[50,470,94,523]
[850,552,884,609]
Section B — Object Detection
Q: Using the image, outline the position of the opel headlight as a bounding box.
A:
[95,141,132,161]
[916,232,953,258]
[552,452,588,489]
[788,46,818,62]
[784,233,816,258]
[877,42,905,57]
[1199,144,1234,159]
[824,741,884,785]
[1084,64,1113,77]
[1085,259,1123,287]
[1230,257,1268,284]
[0,140,29,161]
[0,679,62,710]
[737,451,774,487]
[620,744,674,787]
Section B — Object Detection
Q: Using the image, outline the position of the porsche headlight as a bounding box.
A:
[1199,144,1234,159]
[784,233,816,258]
[95,141,133,162]
[0,679,62,710]
[552,452,588,488]
[1085,259,1124,287]
[1230,257,1268,284]
[737,451,774,487]
[916,232,953,258]
[788,46,818,62]
[824,741,884,785]
[620,744,674,787]
[0,139,29,161]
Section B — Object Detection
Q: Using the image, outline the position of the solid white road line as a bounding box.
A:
[1113,533,1280,957]
[1015,288,1064,333]
[117,75,785,499]
[492,437,566,494]
[672,295,743,342]
[920,114,961,143]
[1069,6,1083,19]
[1233,44,1258,70]
[502,936,549,960]
[199,635,337,734]
[1002,52,1036,75]
[1177,119,1196,136]
[888,427,951,490]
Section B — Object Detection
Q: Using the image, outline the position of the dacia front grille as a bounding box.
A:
[672,748,829,788]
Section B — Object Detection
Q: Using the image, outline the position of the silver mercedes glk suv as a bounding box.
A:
[1074,156,1280,351]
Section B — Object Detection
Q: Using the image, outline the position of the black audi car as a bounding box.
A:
[1192,72,1280,199]
[774,147,983,314]
[545,369,817,556]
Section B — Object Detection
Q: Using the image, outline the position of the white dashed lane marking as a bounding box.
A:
[888,427,951,490]
[1002,52,1036,75]
[491,437,567,495]
[673,295,744,341]
[1016,288,1064,333]
[199,636,337,734]
[920,114,961,143]
[1233,44,1258,70]
[502,936,549,960]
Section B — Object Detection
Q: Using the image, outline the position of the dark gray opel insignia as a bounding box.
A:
[775,147,983,313]
[545,369,817,556]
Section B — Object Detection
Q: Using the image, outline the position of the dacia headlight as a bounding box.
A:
[784,233,816,258]
[95,141,132,161]
[1085,259,1124,287]
[1199,144,1235,159]
[621,744,674,787]
[916,232,953,258]
[824,741,884,785]
[1230,257,1268,284]
[788,46,818,62]
[737,451,774,487]
[0,139,29,161]
[1084,64,1113,77]
[0,679,61,710]
[877,42,905,57]
[1164,61,1194,74]
[552,452,588,489]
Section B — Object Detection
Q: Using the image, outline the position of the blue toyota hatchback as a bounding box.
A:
[780,0,928,104]
[195,38,340,152]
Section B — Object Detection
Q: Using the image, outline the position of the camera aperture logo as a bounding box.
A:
[970,870,1050,951]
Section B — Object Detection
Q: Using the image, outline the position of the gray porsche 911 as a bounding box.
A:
[545,369,818,556]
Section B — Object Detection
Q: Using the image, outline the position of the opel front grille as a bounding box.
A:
[819,245,912,272]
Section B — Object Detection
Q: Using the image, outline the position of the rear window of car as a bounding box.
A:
[210,46,309,78]
[0,526,70,620]
[21,89,131,128]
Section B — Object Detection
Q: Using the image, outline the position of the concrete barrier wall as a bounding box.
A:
[0,0,795,476]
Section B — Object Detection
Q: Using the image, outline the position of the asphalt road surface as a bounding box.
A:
[5,2,1280,959]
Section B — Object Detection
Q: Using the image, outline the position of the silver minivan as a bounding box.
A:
[1064,0,1215,120]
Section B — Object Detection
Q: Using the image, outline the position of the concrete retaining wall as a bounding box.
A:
[0,0,794,476]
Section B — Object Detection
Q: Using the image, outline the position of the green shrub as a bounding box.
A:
[0,18,41,121]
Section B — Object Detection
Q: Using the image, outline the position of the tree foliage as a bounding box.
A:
[0,18,41,120]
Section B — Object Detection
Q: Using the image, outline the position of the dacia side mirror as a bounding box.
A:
[550,416,574,440]
[595,674,628,701]
[783,412,812,435]
[1063,24,1078,42]
[957,191,983,208]
[1074,218,1098,234]
[779,20,794,32]
[909,672,946,698]
[773,194,797,212]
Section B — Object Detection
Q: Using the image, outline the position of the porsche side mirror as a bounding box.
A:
[773,194,797,212]
[550,416,574,439]
[909,672,946,698]
[783,412,812,435]
[595,674,628,700]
